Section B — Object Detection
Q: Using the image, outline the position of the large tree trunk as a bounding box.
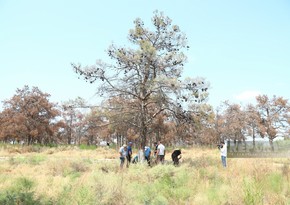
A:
[28,135,32,145]
[252,128,256,150]
[269,138,275,151]
[67,127,72,145]
[140,124,147,148]
[140,99,148,148]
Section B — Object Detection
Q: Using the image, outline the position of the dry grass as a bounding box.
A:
[0,145,289,204]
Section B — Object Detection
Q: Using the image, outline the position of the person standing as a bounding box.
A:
[157,141,165,164]
[126,142,133,168]
[144,146,151,166]
[219,141,227,168]
[119,144,127,169]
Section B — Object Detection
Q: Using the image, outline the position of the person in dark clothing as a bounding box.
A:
[171,149,182,166]
[126,142,133,168]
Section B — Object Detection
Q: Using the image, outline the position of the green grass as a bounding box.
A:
[79,144,97,150]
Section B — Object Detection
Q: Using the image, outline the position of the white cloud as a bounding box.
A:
[234,90,261,101]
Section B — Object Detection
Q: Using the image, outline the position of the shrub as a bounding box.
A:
[0,177,53,205]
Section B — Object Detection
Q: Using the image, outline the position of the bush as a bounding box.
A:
[0,191,41,205]
[0,177,53,205]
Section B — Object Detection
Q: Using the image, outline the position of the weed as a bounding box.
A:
[0,177,52,205]
[243,177,264,205]
[267,172,283,193]
[70,161,89,173]
[76,186,95,205]
[28,155,47,165]
[281,163,290,181]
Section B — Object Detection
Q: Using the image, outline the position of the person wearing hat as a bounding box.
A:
[126,142,133,168]
[119,144,127,169]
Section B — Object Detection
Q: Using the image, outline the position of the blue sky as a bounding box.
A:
[1,0,290,110]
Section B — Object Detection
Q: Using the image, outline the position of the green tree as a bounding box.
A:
[72,11,209,147]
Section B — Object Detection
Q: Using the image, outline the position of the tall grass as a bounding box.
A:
[0,145,289,204]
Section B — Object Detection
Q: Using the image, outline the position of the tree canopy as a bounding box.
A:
[72,11,209,146]
[0,86,61,144]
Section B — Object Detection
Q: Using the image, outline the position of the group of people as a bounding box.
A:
[119,141,182,169]
[119,140,227,169]
[119,142,133,169]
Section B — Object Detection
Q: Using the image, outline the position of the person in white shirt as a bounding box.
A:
[119,144,127,169]
[157,141,165,164]
[219,141,227,168]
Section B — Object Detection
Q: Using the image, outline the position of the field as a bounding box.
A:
[0,144,289,205]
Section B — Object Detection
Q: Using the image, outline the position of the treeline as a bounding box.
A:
[0,85,289,147]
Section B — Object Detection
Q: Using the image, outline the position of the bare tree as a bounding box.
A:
[60,97,87,145]
[244,104,260,147]
[72,11,209,147]
[218,102,247,143]
[188,103,216,145]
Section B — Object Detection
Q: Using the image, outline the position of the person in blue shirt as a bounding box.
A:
[126,142,133,168]
[144,146,151,166]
